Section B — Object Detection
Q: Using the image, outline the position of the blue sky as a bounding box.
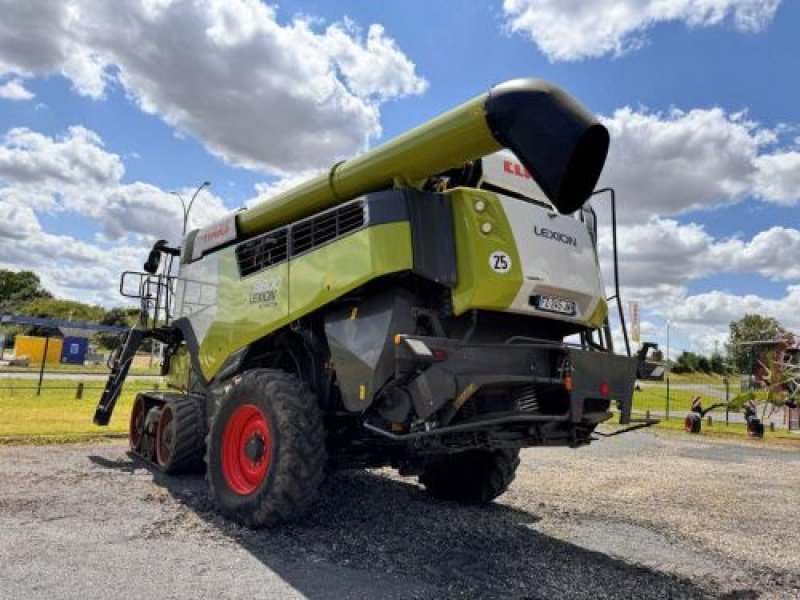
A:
[0,0,798,356]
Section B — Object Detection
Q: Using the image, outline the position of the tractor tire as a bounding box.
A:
[685,413,701,434]
[747,418,764,438]
[205,369,326,528]
[419,448,520,504]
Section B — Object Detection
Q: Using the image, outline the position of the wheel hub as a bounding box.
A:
[245,434,265,463]
[221,404,272,495]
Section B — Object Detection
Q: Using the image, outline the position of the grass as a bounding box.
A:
[0,378,161,443]
[628,382,798,444]
[0,364,161,375]
[640,417,800,444]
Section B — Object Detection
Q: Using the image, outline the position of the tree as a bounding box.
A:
[97,308,138,350]
[0,270,52,313]
[673,351,699,374]
[18,297,105,337]
[710,351,726,374]
[727,314,785,373]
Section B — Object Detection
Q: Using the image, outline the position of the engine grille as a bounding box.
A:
[290,200,366,257]
[235,228,288,277]
[235,199,366,277]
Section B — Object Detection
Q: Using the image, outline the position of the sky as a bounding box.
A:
[0,0,798,357]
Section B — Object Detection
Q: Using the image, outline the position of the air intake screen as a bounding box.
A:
[291,201,365,257]
[236,228,288,277]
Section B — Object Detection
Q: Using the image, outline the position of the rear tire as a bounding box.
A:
[206,369,326,528]
[419,448,520,504]
[747,418,764,438]
[685,413,701,434]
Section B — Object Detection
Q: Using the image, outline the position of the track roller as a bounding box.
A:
[155,398,205,473]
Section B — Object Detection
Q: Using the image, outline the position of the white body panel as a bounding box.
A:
[173,254,219,345]
[481,150,550,206]
[498,195,605,324]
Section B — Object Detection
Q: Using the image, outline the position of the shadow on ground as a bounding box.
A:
[89,454,733,599]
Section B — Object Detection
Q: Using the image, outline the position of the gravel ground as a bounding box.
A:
[0,431,798,599]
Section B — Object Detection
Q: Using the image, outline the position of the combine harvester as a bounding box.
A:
[95,79,652,527]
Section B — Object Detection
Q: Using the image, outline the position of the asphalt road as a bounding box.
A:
[1,431,798,599]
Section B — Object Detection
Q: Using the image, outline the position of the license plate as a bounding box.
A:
[533,295,576,316]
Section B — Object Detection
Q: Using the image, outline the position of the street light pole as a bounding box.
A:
[651,313,672,420]
[665,318,671,420]
[170,180,210,236]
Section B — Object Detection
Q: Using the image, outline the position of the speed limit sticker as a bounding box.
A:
[489,251,512,273]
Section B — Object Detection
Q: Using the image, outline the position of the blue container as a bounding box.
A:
[61,336,89,365]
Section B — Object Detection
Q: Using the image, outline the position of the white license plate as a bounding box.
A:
[534,295,576,316]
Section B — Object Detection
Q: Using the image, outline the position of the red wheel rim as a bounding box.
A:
[155,405,175,468]
[129,395,146,450]
[221,404,271,495]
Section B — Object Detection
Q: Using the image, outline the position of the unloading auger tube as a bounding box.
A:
[237,78,610,237]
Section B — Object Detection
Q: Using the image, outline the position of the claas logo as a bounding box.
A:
[503,159,532,180]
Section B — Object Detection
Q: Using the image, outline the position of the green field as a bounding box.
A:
[0,379,159,443]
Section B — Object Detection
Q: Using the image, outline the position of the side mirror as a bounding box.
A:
[144,249,161,274]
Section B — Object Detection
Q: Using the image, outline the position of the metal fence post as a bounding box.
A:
[76,382,84,399]
[36,335,49,397]
[665,376,670,421]
[724,377,730,426]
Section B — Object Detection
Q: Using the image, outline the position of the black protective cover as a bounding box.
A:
[485,79,609,214]
[367,189,457,287]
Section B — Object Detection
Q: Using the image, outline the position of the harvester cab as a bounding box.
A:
[95,78,653,527]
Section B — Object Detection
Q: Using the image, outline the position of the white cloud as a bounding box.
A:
[0,0,427,173]
[667,287,800,338]
[753,151,800,204]
[0,77,34,100]
[0,126,123,186]
[599,106,800,222]
[593,214,800,352]
[0,125,230,304]
[599,219,800,293]
[502,0,781,61]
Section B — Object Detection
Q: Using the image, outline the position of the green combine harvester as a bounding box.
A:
[95,78,648,527]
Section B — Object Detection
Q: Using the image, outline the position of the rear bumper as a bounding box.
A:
[393,336,637,426]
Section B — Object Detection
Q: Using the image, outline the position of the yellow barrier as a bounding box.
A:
[14,336,63,365]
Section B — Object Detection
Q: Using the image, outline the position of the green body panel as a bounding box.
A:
[194,222,412,380]
[238,96,501,237]
[449,189,523,316]
[165,346,191,390]
[289,222,412,316]
[199,258,290,380]
[587,298,609,328]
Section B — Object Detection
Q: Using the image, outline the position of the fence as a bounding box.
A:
[633,377,798,432]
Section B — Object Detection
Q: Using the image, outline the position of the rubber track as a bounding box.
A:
[158,398,205,473]
[419,448,521,504]
[205,369,326,528]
